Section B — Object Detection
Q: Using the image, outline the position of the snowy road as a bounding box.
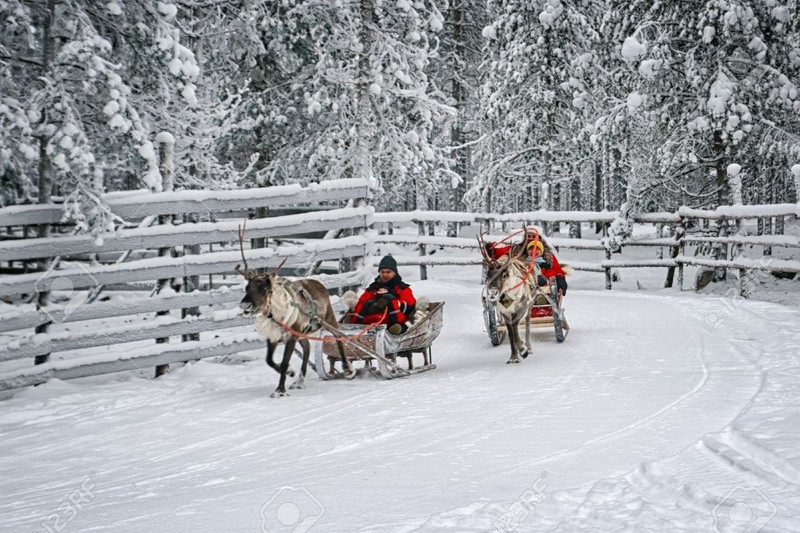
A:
[1,273,799,532]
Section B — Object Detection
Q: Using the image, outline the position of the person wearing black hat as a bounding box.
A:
[350,255,416,335]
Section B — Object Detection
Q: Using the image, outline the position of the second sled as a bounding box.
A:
[483,277,569,346]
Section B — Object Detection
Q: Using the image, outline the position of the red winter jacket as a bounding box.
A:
[488,243,565,278]
[351,276,416,326]
[539,252,565,279]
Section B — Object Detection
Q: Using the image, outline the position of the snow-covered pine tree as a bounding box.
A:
[619,0,800,209]
[218,0,454,213]
[428,0,489,218]
[474,0,602,218]
[0,0,203,235]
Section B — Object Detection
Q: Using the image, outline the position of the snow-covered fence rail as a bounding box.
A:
[0,179,372,392]
[372,204,800,288]
[0,182,363,228]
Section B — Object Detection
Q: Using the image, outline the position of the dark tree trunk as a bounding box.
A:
[447,2,465,237]
[569,175,581,238]
[33,0,57,366]
[713,130,730,206]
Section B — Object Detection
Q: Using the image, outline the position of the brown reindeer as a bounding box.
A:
[236,223,354,397]
[479,231,538,363]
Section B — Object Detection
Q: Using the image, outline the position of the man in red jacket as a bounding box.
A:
[351,255,416,335]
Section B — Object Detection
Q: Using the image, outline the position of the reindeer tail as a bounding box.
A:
[561,263,575,277]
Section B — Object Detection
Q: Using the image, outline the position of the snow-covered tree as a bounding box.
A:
[618,0,800,208]
[217,0,454,212]
[472,0,603,216]
[0,0,203,234]
[426,1,489,214]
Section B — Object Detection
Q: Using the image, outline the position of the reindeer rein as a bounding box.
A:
[272,308,388,343]
[506,260,535,292]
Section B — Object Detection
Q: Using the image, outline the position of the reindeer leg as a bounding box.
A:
[271,339,295,398]
[290,339,311,390]
[266,341,294,377]
[506,318,522,364]
[336,339,356,379]
[519,311,531,360]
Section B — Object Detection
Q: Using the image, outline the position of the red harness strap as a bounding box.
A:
[505,260,534,292]
[273,308,388,343]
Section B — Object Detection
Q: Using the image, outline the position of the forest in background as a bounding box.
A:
[1,0,799,237]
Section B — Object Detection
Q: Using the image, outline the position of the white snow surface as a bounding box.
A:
[2,263,800,531]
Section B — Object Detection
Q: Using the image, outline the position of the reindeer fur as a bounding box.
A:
[241,272,354,397]
[479,231,539,364]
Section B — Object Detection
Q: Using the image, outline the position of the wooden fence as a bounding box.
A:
[1,191,798,394]
[370,205,800,293]
[0,179,372,392]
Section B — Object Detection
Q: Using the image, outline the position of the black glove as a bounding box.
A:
[363,297,388,315]
[380,293,396,301]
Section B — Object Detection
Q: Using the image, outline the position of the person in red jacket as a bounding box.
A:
[487,226,541,259]
[485,227,568,296]
[351,255,416,335]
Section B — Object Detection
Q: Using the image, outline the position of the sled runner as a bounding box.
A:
[314,301,445,380]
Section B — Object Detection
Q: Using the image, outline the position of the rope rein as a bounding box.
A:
[273,311,387,343]
[267,279,389,343]
[506,259,535,292]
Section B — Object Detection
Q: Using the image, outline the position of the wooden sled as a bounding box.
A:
[314,302,445,380]
[483,279,568,346]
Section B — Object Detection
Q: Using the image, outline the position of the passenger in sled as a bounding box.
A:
[347,255,417,336]
[484,227,568,299]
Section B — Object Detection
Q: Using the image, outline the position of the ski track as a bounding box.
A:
[1,276,799,532]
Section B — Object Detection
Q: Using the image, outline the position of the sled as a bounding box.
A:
[314,301,445,380]
[483,277,568,346]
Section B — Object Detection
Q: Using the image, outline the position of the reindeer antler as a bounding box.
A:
[235,220,253,279]
[272,256,288,274]
[510,227,530,263]
[477,232,494,264]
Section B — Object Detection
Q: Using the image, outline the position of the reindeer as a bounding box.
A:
[236,223,355,397]
[479,232,539,363]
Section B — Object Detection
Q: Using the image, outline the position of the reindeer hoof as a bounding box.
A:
[343,369,356,380]
[520,349,529,359]
[287,367,295,378]
[270,390,289,398]
[506,357,521,364]
[289,380,305,390]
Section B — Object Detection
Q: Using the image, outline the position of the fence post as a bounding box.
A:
[182,212,201,343]
[764,216,773,257]
[154,133,174,378]
[738,268,748,298]
[677,230,686,290]
[418,221,427,281]
[656,223,664,259]
[712,216,729,282]
[601,222,611,289]
[664,223,685,288]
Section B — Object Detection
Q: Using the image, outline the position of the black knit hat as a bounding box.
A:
[378,255,398,274]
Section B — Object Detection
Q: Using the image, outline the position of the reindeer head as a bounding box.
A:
[236,221,290,316]
[479,230,530,306]
[239,271,275,315]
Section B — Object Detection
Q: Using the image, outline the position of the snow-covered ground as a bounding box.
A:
[1,249,799,532]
